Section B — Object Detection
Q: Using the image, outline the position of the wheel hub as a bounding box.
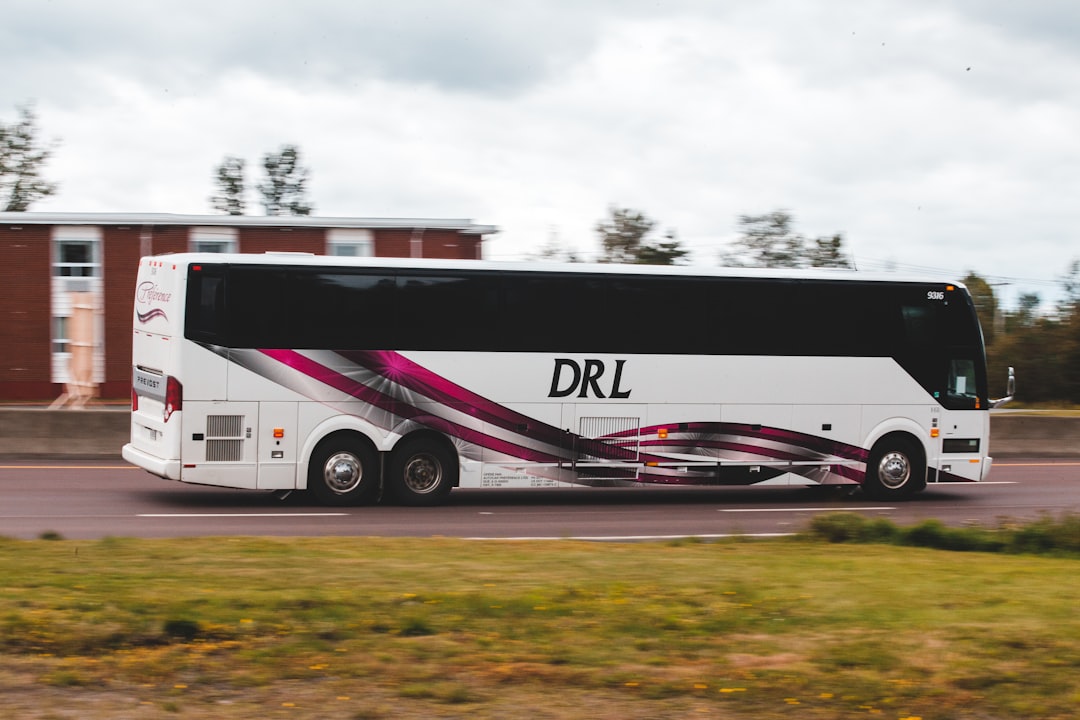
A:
[325,452,362,494]
[879,451,910,489]
[404,455,441,494]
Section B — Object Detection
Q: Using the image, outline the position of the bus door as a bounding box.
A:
[561,404,647,484]
[936,356,989,482]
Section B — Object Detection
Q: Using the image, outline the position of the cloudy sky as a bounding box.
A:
[4,0,1078,308]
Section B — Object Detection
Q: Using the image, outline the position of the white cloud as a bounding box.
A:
[4,0,1079,309]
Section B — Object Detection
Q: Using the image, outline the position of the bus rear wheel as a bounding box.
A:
[388,438,456,506]
[308,433,379,506]
[863,436,926,500]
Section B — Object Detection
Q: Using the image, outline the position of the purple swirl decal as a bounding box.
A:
[137,308,168,324]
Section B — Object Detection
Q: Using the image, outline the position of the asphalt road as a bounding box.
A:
[1,459,1077,541]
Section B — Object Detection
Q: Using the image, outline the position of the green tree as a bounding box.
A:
[1007,293,1041,331]
[1058,259,1080,402]
[596,206,654,263]
[988,260,1080,404]
[807,234,853,268]
[961,272,999,347]
[595,206,688,265]
[257,145,313,216]
[722,210,851,269]
[210,155,246,215]
[635,231,689,266]
[0,103,58,212]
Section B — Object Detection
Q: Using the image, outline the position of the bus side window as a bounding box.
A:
[186,266,226,343]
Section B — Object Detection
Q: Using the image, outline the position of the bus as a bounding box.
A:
[122,253,1013,506]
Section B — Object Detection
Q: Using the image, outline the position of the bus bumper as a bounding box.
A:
[122,443,182,481]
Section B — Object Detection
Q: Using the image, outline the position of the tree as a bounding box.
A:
[257,145,313,216]
[807,234,853,268]
[210,156,246,215]
[1007,292,1041,331]
[722,210,852,269]
[986,260,1080,404]
[596,206,654,263]
[635,231,689,266]
[961,272,999,346]
[594,206,688,265]
[1060,258,1080,313]
[0,103,59,212]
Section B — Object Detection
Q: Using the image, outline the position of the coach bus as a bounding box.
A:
[122,253,1013,506]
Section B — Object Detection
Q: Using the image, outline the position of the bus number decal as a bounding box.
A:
[927,290,946,301]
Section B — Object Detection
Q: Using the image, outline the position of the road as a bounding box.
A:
[1,459,1078,541]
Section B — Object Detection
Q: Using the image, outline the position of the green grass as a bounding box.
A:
[2,530,1080,719]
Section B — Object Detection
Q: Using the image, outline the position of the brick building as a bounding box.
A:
[0,212,496,402]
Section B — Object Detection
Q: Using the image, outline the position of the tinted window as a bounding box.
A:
[228,267,292,347]
[396,273,499,350]
[185,265,226,342]
[291,270,397,349]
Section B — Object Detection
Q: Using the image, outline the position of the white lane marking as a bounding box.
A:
[0,465,138,470]
[137,513,349,518]
[721,507,895,513]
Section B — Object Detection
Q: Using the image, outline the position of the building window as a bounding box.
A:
[53,316,69,354]
[55,238,98,277]
[190,226,238,253]
[327,228,374,257]
[51,226,104,390]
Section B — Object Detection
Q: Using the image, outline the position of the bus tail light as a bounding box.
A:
[132,387,139,412]
[164,376,183,423]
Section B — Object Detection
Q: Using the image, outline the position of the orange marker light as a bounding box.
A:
[658,428,669,439]
[273,428,284,438]
[930,428,940,438]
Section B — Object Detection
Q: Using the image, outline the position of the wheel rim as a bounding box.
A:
[403,453,442,495]
[323,452,363,494]
[877,451,911,489]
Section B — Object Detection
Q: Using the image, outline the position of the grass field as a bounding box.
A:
[2,530,1079,719]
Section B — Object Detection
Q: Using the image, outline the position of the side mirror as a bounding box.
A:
[990,367,1015,409]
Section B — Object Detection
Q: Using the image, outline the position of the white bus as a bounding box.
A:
[122,253,1012,506]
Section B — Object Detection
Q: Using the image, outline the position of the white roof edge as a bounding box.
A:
[0,211,498,234]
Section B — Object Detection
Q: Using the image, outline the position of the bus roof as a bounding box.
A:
[149,252,968,288]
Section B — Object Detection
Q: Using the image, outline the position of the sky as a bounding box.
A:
[3,0,1078,310]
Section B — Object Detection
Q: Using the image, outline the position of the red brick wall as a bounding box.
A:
[146,226,189,256]
[374,228,414,258]
[0,225,53,400]
[371,228,483,259]
[422,229,482,259]
[100,227,143,398]
[239,227,325,253]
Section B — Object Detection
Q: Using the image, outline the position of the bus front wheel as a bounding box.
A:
[388,438,456,506]
[308,433,379,506]
[863,436,926,500]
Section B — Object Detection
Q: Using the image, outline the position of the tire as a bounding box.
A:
[863,436,926,500]
[388,437,456,506]
[307,433,379,506]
